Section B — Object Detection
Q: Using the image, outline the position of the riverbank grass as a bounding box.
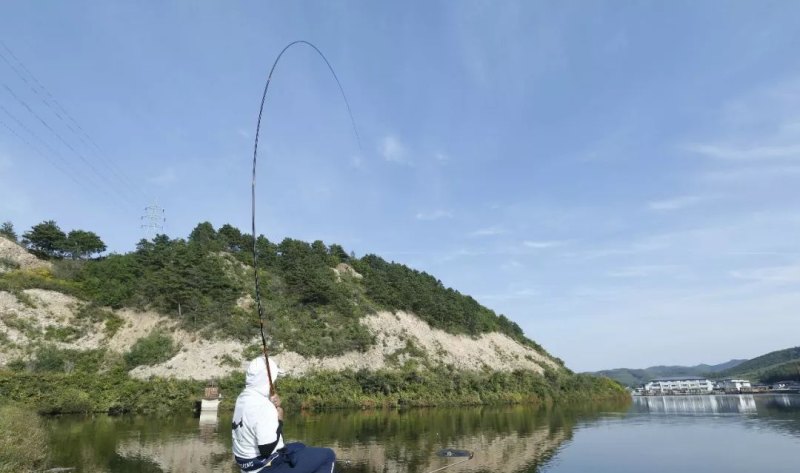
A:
[0,404,50,473]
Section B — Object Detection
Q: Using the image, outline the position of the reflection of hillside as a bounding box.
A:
[332,428,569,473]
[116,428,233,473]
[765,394,800,410]
[286,405,624,473]
[44,403,629,473]
[112,422,569,473]
[109,405,596,473]
[758,394,800,437]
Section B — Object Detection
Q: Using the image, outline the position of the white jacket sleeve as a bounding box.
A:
[253,401,282,446]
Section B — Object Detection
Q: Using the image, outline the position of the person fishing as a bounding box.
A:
[239,40,357,473]
[232,356,336,473]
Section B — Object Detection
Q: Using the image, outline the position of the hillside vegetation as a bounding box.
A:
[720,347,800,383]
[73,221,542,357]
[0,221,628,413]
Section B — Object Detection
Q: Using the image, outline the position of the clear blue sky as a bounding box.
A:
[1,1,799,371]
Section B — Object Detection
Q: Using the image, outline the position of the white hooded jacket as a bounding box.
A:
[232,356,285,461]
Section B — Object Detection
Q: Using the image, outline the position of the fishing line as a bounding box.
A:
[251,40,362,395]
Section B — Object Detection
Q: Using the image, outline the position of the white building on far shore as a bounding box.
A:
[718,379,752,392]
[644,377,714,394]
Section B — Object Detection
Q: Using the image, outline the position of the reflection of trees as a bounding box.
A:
[757,395,800,437]
[290,404,628,473]
[45,414,235,473]
[331,429,567,473]
[43,402,629,473]
[114,414,234,472]
[117,436,231,473]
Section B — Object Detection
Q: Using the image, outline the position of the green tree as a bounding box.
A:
[278,238,336,305]
[218,224,244,252]
[0,221,17,242]
[22,220,66,259]
[329,243,349,263]
[81,254,141,307]
[188,222,221,250]
[65,230,106,259]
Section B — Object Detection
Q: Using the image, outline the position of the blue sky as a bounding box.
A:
[1,1,799,371]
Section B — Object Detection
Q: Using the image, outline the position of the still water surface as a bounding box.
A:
[45,394,800,473]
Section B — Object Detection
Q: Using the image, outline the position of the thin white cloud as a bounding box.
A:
[685,78,800,166]
[686,143,800,161]
[575,212,800,263]
[606,265,682,278]
[647,195,713,211]
[703,165,800,182]
[522,240,567,249]
[147,167,177,186]
[469,226,506,237]
[501,260,523,270]
[415,210,452,221]
[434,152,449,163]
[379,135,407,163]
[730,264,800,284]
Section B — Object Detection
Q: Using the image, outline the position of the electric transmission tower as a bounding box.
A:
[140,204,165,239]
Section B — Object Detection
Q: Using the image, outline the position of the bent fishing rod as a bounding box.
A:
[250,40,361,396]
[249,41,475,472]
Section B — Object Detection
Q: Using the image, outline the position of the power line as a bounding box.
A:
[0,41,146,203]
[0,48,84,139]
[1,81,138,210]
[0,115,87,190]
[0,103,109,192]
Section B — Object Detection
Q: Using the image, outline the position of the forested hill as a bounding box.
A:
[1,220,553,361]
[1,220,635,414]
[589,360,746,387]
[719,347,800,383]
[592,346,800,386]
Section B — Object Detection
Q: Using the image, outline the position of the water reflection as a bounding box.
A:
[767,394,800,410]
[43,396,800,473]
[277,406,606,473]
[117,436,229,473]
[45,404,624,473]
[633,395,757,414]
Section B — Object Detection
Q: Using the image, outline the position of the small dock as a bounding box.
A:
[199,383,221,412]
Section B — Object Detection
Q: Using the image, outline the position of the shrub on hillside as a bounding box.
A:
[124,331,178,368]
[30,346,106,374]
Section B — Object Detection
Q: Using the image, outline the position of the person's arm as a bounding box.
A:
[257,419,283,456]
[255,395,284,456]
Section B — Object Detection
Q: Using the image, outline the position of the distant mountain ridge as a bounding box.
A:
[590,360,746,387]
[593,346,800,387]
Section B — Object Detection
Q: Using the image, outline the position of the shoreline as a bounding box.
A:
[0,368,630,416]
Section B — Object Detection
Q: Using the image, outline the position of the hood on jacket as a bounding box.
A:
[245,356,283,396]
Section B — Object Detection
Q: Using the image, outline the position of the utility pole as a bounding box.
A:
[140,203,165,239]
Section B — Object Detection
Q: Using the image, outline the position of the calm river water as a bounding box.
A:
[44,394,800,473]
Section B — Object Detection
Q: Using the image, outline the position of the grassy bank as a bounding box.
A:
[0,404,50,473]
[0,366,629,415]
